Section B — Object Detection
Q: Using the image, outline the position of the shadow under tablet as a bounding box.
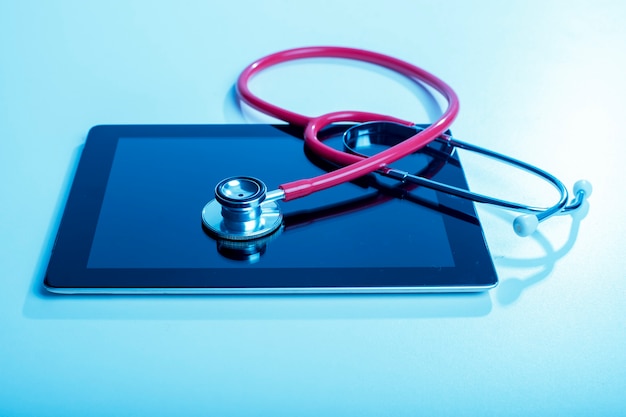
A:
[43,124,497,294]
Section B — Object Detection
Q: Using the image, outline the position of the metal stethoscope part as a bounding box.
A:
[202,122,592,240]
[202,177,284,240]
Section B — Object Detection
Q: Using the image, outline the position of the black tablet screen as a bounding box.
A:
[45,124,497,291]
[88,136,455,269]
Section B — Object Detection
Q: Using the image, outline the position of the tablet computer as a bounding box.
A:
[44,124,498,294]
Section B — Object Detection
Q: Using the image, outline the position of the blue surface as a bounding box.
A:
[2,1,626,416]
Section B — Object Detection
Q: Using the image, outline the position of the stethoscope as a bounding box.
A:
[202,46,591,242]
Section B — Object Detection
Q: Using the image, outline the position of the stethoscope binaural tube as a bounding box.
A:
[340,121,592,237]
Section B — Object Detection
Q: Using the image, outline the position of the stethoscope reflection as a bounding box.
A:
[205,126,474,263]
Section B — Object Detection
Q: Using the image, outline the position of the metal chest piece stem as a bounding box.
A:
[202,177,283,241]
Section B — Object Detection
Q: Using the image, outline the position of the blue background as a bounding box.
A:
[1,1,625,416]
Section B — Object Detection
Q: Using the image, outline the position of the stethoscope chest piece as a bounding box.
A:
[202,177,283,240]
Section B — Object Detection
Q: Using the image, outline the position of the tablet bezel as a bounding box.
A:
[44,124,498,294]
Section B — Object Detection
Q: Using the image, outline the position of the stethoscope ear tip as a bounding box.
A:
[512,179,593,237]
[573,179,593,198]
[513,214,539,237]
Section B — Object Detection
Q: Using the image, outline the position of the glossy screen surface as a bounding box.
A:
[45,124,497,290]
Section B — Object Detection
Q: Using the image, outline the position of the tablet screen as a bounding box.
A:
[45,124,497,292]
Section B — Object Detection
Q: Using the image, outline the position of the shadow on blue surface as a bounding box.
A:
[25,284,492,320]
[490,201,590,306]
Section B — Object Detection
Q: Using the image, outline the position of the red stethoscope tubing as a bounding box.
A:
[236,46,460,201]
